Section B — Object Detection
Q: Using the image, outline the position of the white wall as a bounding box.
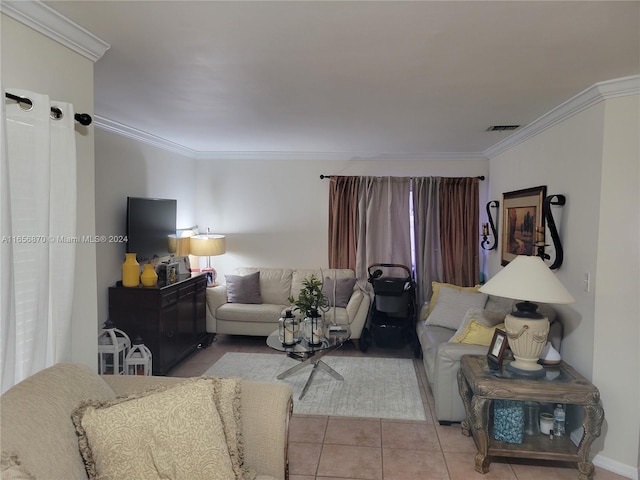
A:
[593,95,639,477]
[194,157,489,279]
[94,129,198,326]
[2,14,98,369]
[488,93,639,477]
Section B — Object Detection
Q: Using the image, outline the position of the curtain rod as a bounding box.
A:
[5,92,93,126]
[320,174,485,180]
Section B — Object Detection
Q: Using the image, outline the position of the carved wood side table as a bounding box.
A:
[457,355,604,480]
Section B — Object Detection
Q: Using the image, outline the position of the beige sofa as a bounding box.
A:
[206,267,370,345]
[0,363,293,480]
[416,289,560,425]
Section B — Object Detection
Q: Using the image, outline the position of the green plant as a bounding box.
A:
[288,274,328,318]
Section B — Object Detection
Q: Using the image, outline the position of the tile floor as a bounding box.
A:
[168,335,625,480]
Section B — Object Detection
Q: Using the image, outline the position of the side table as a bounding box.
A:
[457,355,604,480]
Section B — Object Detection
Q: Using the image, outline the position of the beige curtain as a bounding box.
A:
[355,177,412,292]
[412,177,442,307]
[328,176,359,269]
[439,177,480,286]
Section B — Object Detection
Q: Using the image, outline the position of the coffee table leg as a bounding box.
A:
[277,356,314,380]
[316,360,344,381]
[299,362,322,399]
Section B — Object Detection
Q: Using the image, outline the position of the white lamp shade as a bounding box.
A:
[189,234,226,256]
[479,255,575,304]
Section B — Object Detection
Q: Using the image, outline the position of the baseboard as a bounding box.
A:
[570,431,638,480]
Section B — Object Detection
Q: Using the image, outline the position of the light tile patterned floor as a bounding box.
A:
[169,335,625,480]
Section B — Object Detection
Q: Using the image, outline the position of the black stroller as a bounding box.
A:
[359,263,420,356]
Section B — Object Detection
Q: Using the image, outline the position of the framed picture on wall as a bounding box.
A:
[501,186,546,265]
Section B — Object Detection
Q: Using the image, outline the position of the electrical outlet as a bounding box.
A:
[583,273,591,293]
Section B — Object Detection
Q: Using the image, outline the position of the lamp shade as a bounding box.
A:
[167,235,191,256]
[189,234,226,256]
[479,255,575,305]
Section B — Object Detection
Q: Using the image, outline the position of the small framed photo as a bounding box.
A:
[487,329,508,370]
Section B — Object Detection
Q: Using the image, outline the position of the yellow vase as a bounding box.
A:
[122,253,140,287]
[140,263,158,287]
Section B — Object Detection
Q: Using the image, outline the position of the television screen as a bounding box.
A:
[126,197,177,262]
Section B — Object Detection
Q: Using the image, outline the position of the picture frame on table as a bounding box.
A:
[501,185,547,265]
[487,328,508,370]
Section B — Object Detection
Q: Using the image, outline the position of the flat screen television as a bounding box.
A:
[126,197,177,262]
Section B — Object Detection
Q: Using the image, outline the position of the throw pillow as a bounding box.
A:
[451,319,506,346]
[424,282,481,319]
[449,307,507,342]
[226,271,262,304]
[322,276,356,307]
[0,452,34,480]
[424,285,488,330]
[72,378,236,480]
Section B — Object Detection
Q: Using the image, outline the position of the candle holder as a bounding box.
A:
[481,200,499,250]
[303,314,325,346]
[279,309,300,346]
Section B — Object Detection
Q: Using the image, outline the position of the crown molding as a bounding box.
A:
[484,75,640,159]
[0,1,110,62]
[96,116,486,161]
[95,115,200,158]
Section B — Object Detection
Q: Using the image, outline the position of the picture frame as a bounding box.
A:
[501,185,547,265]
[487,328,508,370]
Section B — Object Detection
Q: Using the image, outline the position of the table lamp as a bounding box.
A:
[479,255,575,377]
[189,230,226,286]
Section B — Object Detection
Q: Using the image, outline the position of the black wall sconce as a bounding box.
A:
[481,200,499,250]
[536,194,566,269]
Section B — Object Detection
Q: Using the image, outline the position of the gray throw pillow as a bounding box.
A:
[425,285,488,330]
[225,271,262,304]
[322,277,356,308]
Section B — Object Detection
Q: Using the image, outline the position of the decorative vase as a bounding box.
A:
[140,263,158,287]
[122,253,140,287]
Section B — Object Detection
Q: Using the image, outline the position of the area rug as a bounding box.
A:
[204,352,426,420]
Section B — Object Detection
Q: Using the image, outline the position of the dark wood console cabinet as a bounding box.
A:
[108,273,208,375]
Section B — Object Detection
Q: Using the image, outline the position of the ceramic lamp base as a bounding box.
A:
[504,312,549,375]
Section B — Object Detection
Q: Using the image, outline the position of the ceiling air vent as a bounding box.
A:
[486,125,521,131]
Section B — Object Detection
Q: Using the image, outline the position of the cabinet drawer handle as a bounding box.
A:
[167,330,174,338]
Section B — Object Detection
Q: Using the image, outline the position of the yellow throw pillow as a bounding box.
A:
[452,319,505,346]
[72,378,236,480]
[425,282,481,319]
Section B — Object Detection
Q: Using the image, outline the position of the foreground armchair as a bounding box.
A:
[1,363,293,480]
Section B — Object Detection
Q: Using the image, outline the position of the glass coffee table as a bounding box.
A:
[266,327,350,399]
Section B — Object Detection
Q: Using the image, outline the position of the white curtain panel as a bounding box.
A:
[1,89,77,392]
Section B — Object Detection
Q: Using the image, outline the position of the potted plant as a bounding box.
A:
[288,275,329,345]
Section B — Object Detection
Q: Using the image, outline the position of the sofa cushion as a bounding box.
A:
[217,302,288,323]
[424,282,481,319]
[322,276,356,307]
[425,285,488,330]
[226,271,262,304]
[234,268,293,305]
[72,378,237,480]
[449,307,507,342]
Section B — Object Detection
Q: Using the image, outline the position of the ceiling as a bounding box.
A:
[43,1,639,160]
